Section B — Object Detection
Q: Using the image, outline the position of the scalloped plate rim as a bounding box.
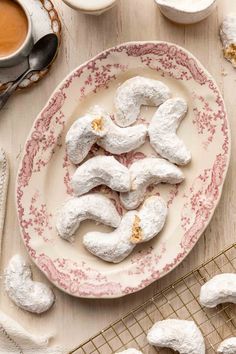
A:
[15,41,231,298]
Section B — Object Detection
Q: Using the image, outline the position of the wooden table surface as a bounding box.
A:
[0,0,235,352]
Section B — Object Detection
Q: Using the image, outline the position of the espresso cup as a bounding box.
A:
[0,0,33,68]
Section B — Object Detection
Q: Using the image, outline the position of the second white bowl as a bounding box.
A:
[155,0,217,25]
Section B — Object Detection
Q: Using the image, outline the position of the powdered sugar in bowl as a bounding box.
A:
[154,0,217,25]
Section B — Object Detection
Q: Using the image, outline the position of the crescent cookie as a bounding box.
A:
[218,337,236,354]
[83,196,167,263]
[56,194,121,241]
[71,156,131,196]
[66,105,147,165]
[220,14,236,68]
[66,110,107,165]
[95,106,147,154]
[4,255,55,314]
[147,319,205,354]
[199,273,236,308]
[148,97,191,165]
[114,76,171,127]
[120,157,184,210]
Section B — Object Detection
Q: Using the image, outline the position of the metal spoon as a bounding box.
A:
[0,33,59,110]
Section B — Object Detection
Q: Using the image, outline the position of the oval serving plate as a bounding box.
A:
[16,42,230,299]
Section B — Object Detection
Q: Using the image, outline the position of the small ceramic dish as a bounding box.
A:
[62,0,118,15]
[154,0,217,25]
[0,0,33,68]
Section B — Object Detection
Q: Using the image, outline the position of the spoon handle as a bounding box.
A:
[0,69,32,111]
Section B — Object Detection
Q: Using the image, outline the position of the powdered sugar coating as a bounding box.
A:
[4,255,55,314]
[148,98,191,165]
[220,14,236,48]
[147,319,205,354]
[83,196,167,263]
[84,211,136,263]
[220,14,236,68]
[120,157,184,210]
[71,156,130,196]
[114,76,171,127]
[67,105,147,163]
[218,337,236,354]
[66,111,107,165]
[56,193,121,241]
[200,273,236,308]
[95,106,147,154]
[139,196,167,242]
[116,350,143,354]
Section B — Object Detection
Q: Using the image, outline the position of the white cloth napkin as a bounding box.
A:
[0,148,9,251]
[0,311,65,354]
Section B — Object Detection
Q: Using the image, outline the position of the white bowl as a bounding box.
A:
[62,0,118,15]
[0,0,33,68]
[154,0,217,25]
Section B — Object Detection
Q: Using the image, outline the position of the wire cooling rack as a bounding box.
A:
[70,243,236,354]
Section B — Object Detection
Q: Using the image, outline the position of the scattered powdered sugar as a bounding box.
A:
[4,255,55,314]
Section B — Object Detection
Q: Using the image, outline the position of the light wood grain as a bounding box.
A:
[0,0,235,352]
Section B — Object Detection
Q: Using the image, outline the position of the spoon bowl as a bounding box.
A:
[28,33,59,71]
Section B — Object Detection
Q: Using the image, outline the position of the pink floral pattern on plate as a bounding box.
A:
[16,42,230,298]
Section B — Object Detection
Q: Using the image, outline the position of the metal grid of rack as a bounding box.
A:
[70,244,236,353]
